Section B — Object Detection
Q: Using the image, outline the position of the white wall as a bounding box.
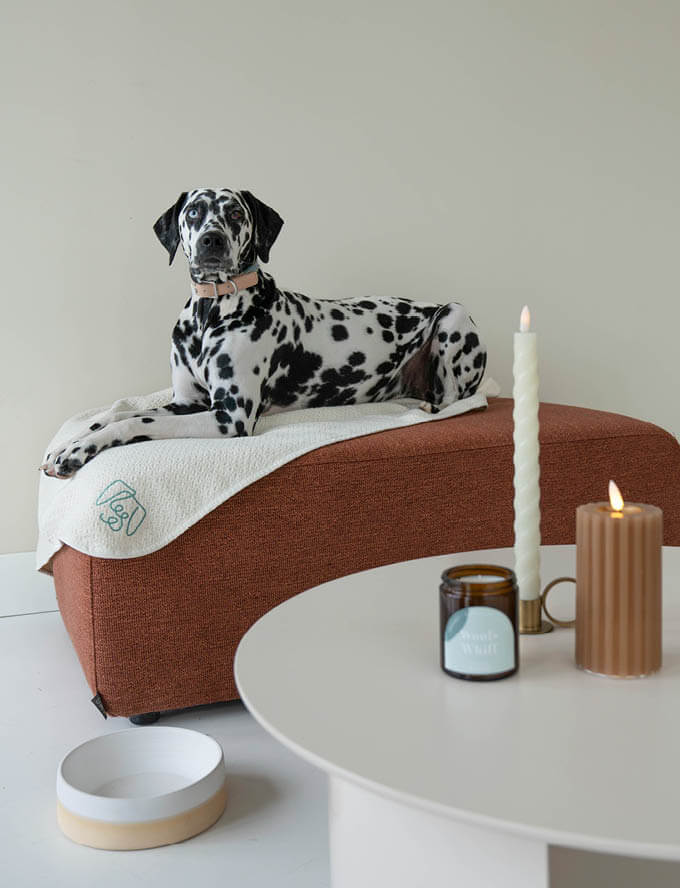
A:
[2,0,679,554]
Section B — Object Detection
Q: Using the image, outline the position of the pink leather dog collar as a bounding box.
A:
[192,270,259,299]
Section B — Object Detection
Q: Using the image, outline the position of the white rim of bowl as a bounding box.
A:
[56,727,226,823]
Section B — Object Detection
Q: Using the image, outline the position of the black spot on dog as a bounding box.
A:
[332,325,349,341]
[330,309,345,321]
[395,315,419,335]
[449,331,461,343]
[268,343,323,407]
[287,294,306,321]
[217,354,234,379]
[463,332,480,354]
[348,351,365,366]
[128,435,152,444]
[377,314,393,329]
[382,330,394,343]
[165,403,204,415]
[196,298,212,326]
[89,423,101,431]
[307,362,366,407]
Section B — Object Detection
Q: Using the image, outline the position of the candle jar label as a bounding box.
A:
[444,606,515,676]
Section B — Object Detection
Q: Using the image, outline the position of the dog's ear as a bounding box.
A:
[153,192,188,265]
[239,191,284,264]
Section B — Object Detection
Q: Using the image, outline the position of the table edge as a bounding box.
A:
[235,545,680,861]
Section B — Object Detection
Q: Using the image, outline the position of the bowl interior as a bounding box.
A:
[60,728,222,800]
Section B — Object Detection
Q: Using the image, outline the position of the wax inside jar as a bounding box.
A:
[459,574,506,583]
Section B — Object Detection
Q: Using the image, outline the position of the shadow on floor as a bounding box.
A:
[550,846,680,888]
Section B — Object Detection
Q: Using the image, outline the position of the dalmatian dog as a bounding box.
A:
[42,188,487,478]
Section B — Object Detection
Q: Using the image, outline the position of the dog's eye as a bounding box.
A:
[229,209,244,221]
[187,207,200,219]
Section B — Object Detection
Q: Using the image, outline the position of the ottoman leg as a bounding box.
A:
[129,711,161,726]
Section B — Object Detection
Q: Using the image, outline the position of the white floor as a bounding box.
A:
[0,553,330,888]
[2,553,679,887]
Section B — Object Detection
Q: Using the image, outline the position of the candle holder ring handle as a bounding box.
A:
[540,577,576,628]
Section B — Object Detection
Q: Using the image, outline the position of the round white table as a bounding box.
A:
[235,546,680,888]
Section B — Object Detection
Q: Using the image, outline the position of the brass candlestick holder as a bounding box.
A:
[519,597,553,634]
[519,577,579,634]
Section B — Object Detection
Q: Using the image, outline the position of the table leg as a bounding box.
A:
[329,776,548,888]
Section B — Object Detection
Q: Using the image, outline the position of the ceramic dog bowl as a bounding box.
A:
[56,727,227,850]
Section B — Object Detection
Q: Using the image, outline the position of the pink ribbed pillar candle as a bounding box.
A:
[575,501,662,677]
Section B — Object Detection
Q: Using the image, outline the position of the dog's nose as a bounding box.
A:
[199,232,226,252]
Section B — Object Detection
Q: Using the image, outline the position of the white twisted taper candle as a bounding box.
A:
[513,305,541,600]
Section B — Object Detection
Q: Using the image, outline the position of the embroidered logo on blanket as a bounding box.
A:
[96,481,147,536]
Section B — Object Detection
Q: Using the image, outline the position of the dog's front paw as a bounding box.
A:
[41,440,92,478]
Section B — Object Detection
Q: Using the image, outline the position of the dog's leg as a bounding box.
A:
[428,304,487,409]
[42,391,262,478]
[41,403,204,477]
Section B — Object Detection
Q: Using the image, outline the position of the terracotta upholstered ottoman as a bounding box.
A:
[51,398,680,721]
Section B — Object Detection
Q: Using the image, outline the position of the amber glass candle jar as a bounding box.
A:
[439,565,519,681]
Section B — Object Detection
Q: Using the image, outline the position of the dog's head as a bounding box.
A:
[153,188,284,282]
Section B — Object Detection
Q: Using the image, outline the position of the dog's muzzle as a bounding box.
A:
[196,230,228,265]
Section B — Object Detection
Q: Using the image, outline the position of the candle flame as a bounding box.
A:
[520,305,531,332]
[608,480,624,511]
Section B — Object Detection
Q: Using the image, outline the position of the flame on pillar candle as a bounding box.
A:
[520,305,531,333]
[609,479,624,512]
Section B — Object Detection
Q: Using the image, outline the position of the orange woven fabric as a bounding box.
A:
[52,399,680,716]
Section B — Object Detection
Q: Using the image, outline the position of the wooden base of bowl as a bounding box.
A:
[57,781,227,851]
